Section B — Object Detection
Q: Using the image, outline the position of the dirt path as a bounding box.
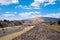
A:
[13,24,60,40]
[0,26,35,40]
[0,26,23,37]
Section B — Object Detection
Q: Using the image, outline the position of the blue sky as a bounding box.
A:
[0,0,60,20]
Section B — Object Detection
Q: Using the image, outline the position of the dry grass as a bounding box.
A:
[42,23,60,32]
[0,27,12,30]
[0,26,35,40]
[0,25,21,30]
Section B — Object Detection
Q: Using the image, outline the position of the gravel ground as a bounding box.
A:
[0,26,24,37]
[0,22,34,37]
[13,24,60,40]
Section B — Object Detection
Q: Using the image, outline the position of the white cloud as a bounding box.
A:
[0,12,19,20]
[6,17,19,20]
[44,2,55,6]
[3,13,15,17]
[0,12,40,20]
[15,5,22,8]
[3,12,15,17]
[33,7,40,9]
[22,6,31,9]
[19,12,30,17]
[15,5,40,9]
[12,0,18,3]
[31,0,56,7]
[18,12,42,20]
[31,1,40,7]
[19,12,41,18]
[43,12,60,18]
[0,0,19,5]
[0,16,19,20]
[14,12,17,14]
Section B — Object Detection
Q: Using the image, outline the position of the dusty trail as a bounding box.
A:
[0,26,35,40]
[13,24,60,40]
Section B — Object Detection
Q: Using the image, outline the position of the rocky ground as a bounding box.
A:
[13,24,60,40]
[0,26,23,37]
[0,24,31,37]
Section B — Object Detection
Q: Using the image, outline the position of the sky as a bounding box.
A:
[0,0,60,20]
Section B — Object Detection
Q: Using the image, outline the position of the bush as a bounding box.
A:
[57,20,60,25]
[0,23,3,28]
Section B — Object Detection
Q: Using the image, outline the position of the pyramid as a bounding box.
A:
[29,17,45,23]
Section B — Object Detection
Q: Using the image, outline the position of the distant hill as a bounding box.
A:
[0,17,60,28]
[0,20,23,28]
[25,17,60,23]
[41,17,60,22]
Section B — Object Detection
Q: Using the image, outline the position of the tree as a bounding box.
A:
[0,23,3,28]
[57,20,60,25]
[4,19,7,22]
[3,19,9,22]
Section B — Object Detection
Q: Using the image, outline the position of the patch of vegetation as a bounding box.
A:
[42,22,60,32]
[0,26,34,40]
[57,20,60,25]
[0,19,24,28]
[48,25,60,32]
